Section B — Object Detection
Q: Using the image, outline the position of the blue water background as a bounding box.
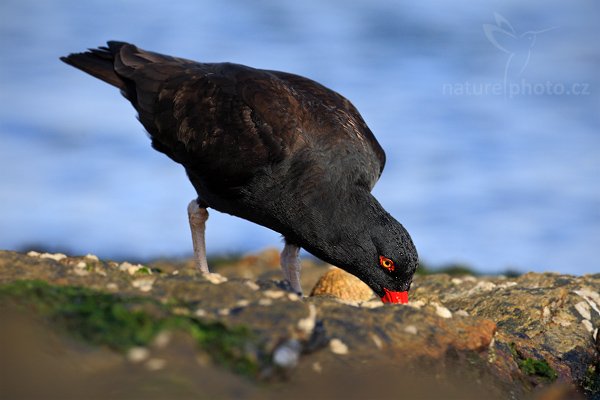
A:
[0,0,598,274]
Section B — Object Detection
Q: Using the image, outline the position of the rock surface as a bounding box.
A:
[0,249,598,399]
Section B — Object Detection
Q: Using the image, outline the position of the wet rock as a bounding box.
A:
[409,272,600,396]
[0,249,598,399]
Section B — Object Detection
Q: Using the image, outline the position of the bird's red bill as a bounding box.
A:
[381,288,409,304]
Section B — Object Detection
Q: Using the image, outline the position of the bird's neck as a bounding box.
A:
[287,187,386,269]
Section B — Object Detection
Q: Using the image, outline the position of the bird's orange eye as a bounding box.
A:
[379,256,395,272]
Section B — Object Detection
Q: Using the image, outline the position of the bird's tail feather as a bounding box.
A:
[60,41,129,90]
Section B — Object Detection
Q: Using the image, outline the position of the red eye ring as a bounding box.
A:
[379,256,395,272]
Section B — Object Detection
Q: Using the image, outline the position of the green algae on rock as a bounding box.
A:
[0,280,259,375]
[509,342,558,382]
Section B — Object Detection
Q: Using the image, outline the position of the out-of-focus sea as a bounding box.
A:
[0,0,598,274]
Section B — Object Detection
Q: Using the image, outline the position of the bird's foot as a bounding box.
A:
[276,279,303,297]
[202,271,228,285]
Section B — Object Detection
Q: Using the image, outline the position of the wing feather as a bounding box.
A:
[110,44,385,196]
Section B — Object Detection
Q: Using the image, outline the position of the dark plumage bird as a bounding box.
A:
[61,41,418,303]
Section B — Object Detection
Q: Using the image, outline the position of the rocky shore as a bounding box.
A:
[0,249,598,399]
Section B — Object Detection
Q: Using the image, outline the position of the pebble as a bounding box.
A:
[370,333,383,349]
[451,278,463,285]
[131,278,155,292]
[574,301,591,320]
[576,288,600,303]
[218,308,230,316]
[152,331,171,349]
[455,309,470,317]
[127,347,150,363]
[203,272,228,285]
[498,281,517,289]
[273,339,302,369]
[85,254,99,262]
[312,362,322,373]
[258,298,273,306]
[582,319,594,333]
[468,281,497,294]
[542,306,552,322]
[434,303,453,319]
[27,251,40,257]
[73,268,89,277]
[553,317,572,327]
[264,290,285,299]
[106,283,118,291]
[119,262,149,275]
[574,289,600,316]
[407,300,425,309]
[311,267,374,301]
[235,299,250,307]
[40,253,67,262]
[76,261,87,269]
[245,281,260,291]
[172,270,179,275]
[287,293,301,301]
[329,338,349,355]
[360,300,384,309]
[195,308,207,318]
[172,307,190,316]
[404,325,418,335]
[297,304,317,334]
[463,276,477,282]
[146,358,166,371]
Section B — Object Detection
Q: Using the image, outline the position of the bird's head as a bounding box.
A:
[329,213,418,304]
[362,220,419,304]
[298,190,418,304]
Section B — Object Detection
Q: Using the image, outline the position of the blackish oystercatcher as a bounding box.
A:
[61,41,418,303]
